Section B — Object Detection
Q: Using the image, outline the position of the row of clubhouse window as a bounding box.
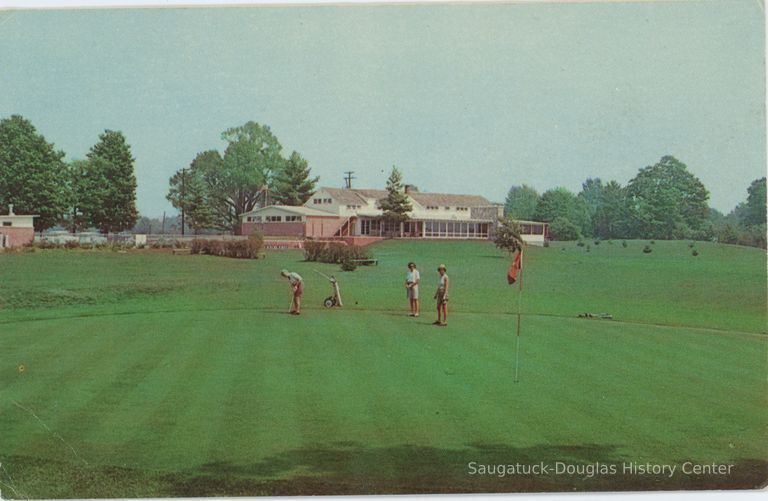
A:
[360,219,491,238]
[246,215,302,222]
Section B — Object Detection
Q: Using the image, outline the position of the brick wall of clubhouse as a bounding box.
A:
[341,236,384,247]
[306,216,347,237]
[264,240,304,249]
[242,222,305,237]
[242,216,345,238]
[0,227,34,248]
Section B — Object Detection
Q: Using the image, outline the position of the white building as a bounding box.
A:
[241,186,548,245]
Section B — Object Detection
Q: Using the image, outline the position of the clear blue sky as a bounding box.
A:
[0,1,764,216]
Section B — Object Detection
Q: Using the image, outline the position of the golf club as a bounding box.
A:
[313,268,333,281]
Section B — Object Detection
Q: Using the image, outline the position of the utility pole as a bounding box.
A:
[343,171,355,189]
[180,168,186,238]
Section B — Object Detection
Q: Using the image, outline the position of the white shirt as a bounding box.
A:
[406,269,420,284]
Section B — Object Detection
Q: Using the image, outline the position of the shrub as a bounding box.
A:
[688,242,695,248]
[593,239,600,245]
[64,240,80,249]
[622,240,628,248]
[586,244,591,252]
[212,241,225,256]
[340,257,357,271]
[303,240,326,261]
[319,242,349,263]
[650,240,656,245]
[549,217,581,241]
[36,240,61,249]
[576,240,585,247]
[543,240,550,248]
[248,232,264,251]
[692,249,699,257]
[643,245,652,253]
[304,240,371,265]
[190,236,263,259]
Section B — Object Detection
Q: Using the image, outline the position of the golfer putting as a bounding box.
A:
[281,269,304,315]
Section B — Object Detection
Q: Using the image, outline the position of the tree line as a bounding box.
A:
[0,116,318,236]
[0,115,138,233]
[504,156,766,248]
[1,114,764,247]
[165,121,318,235]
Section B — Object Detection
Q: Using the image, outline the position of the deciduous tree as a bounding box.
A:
[197,122,285,234]
[741,177,766,227]
[549,217,581,241]
[504,184,539,220]
[593,181,630,239]
[86,130,139,233]
[534,187,591,236]
[0,115,67,231]
[625,156,709,239]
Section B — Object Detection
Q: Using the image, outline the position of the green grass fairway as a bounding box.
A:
[0,240,766,497]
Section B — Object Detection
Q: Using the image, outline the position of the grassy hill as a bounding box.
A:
[0,240,765,496]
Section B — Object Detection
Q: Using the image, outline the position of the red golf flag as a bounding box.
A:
[507,249,523,285]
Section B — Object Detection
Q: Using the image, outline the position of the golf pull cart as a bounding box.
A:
[314,269,343,308]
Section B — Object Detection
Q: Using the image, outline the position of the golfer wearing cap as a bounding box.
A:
[433,264,449,326]
[405,262,420,317]
[281,269,303,315]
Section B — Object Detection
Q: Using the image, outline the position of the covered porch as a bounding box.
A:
[358,217,492,239]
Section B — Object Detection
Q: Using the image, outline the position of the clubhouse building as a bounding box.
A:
[241,186,549,246]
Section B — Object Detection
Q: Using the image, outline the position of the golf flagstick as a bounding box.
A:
[514,248,524,383]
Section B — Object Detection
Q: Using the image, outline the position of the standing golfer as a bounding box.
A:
[405,262,420,317]
[281,269,303,315]
[433,264,449,326]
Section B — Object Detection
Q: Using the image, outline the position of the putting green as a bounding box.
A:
[0,240,765,496]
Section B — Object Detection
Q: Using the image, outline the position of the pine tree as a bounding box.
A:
[167,167,215,234]
[85,130,139,233]
[272,151,319,206]
[379,166,413,231]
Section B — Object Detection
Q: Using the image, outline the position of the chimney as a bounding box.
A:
[8,204,13,216]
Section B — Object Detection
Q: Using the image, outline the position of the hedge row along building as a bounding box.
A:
[241,186,549,246]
